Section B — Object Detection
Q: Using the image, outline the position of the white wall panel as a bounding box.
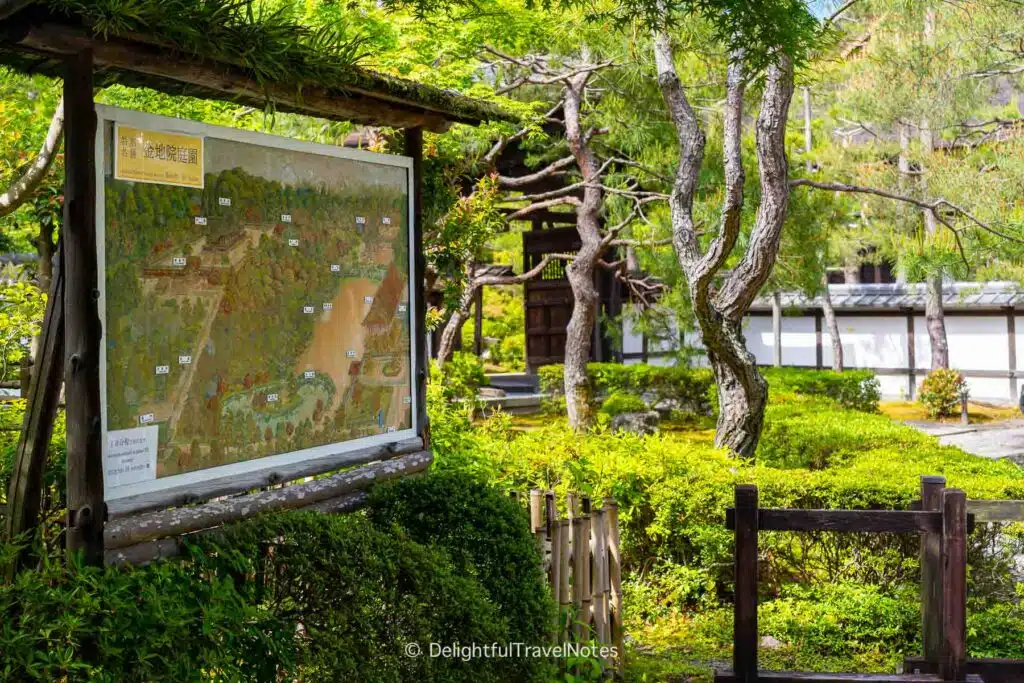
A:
[622,315,643,355]
[780,316,817,367]
[878,374,911,400]
[913,316,932,370]
[824,315,908,370]
[965,376,1012,402]
[945,316,1008,372]
[743,316,774,366]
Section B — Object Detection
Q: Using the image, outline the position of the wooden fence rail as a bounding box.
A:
[522,489,624,676]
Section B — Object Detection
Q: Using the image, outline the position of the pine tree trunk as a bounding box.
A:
[435,280,475,368]
[564,247,599,430]
[821,275,843,371]
[704,317,768,458]
[925,273,949,368]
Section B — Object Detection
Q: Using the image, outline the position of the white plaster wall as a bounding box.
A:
[824,315,908,370]
[913,316,932,370]
[781,316,817,367]
[1015,316,1024,374]
[743,316,775,366]
[945,316,1008,372]
[878,374,911,400]
[965,376,1012,402]
[622,315,643,356]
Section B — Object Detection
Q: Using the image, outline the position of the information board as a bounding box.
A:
[96,106,417,501]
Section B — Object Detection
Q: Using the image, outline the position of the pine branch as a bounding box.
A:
[0,98,64,218]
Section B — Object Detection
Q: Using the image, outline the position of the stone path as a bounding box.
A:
[904,419,1024,466]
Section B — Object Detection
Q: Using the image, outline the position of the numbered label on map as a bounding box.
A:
[139,413,155,425]
[194,216,207,226]
[355,216,366,225]
[288,239,299,247]
[155,365,170,375]
[178,355,192,365]
[172,257,187,267]
[330,264,340,272]
[381,216,392,225]
[364,296,374,304]
[267,393,279,402]
[346,350,357,359]
[303,305,314,314]
[281,214,292,223]
[218,197,232,206]
[304,370,316,379]
[322,302,333,311]
[403,396,412,405]
[397,304,407,313]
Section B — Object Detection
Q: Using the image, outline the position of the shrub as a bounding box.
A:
[600,391,649,416]
[0,472,555,682]
[918,368,968,418]
[539,362,714,415]
[762,367,881,413]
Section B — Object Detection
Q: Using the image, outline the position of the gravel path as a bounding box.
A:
[904,419,1024,466]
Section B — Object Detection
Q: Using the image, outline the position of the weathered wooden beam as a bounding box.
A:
[63,48,105,566]
[713,671,969,683]
[4,247,63,574]
[107,436,423,518]
[106,490,370,566]
[920,476,945,666]
[104,451,432,550]
[18,24,453,132]
[734,485,759,683]
[403,127,429,446]
[940,489,967,683]
[725,508,946,534]
[967,499,1024,523]
[905,656,1024,683]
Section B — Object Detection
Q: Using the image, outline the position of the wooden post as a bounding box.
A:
[558,518,571,642]
[605,496,624,674]
[577,511,592,640]
[591,509,608,647]
[546,490,560,599]
[940,488,967,682]
[1007,309,1017,401]
[403,127,429,447]
[473,286,484,356]
[571,512,584,639]
[530,488,545,540]
[5,249,64,574]
[920,475,946,666]
[734,485,759,683]
[814,312,823,370]
[63,49,105,566]
[907,312,917,399]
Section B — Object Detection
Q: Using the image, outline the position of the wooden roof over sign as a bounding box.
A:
[0,0,515,132]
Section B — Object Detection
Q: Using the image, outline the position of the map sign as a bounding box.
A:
[97,107,416,500]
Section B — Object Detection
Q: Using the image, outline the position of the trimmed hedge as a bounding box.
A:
[0,472,555,682]
[538,363,881,415]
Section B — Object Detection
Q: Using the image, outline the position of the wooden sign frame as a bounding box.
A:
[94,105,423,518]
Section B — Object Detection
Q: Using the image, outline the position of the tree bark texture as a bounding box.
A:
[562,73,605,431]
[656,34,794,457]
[821,275,843,371]
[925,275,949,369]
[0,97,64,219]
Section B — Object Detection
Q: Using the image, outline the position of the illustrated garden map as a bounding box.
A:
[101,117,414,491]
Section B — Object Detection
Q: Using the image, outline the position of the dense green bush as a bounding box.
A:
[0,472,555,682]
[539,362,714,415]
[600,391,650,416]
[430,390,1024,666]
[918,368,968,418]
[761,367,881,412]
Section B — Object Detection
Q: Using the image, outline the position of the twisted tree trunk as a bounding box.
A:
[656,34,794,457]
[821,275,844,371]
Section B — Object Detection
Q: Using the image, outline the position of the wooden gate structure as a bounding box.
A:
[0,0,511,568]
[719,477,1024,683]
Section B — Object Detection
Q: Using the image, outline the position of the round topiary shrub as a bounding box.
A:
[599,391,649,417]
[918,368,968,418]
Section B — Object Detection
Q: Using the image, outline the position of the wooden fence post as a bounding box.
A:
[605,496,624,674]
[734,485,759,683]
[578,496,593,641]
[63,48,105,566]
[571,511,585,640]
[592,508,610,650]
[558,518,571,641]
[920,475,946,666]
[940,488,967,682]
[546,491,560,599]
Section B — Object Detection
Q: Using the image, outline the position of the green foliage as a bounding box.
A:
[600,391,649,417]
[0,472,553,681]
[539,362,714,415]
[435,352,487,417]
[918,368,968,419]
[0,280,46,384]
[762,367,881,413]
